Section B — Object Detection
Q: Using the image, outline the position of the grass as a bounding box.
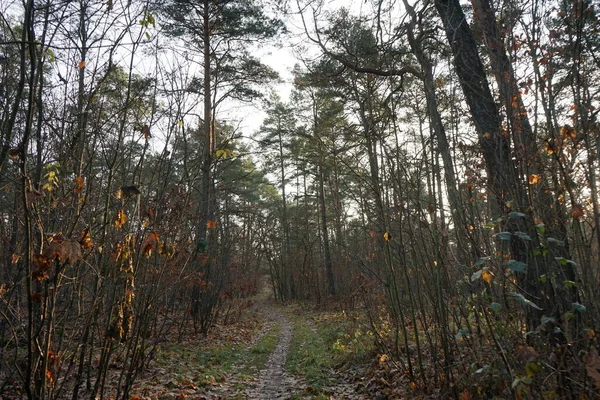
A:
[239,322,281,378]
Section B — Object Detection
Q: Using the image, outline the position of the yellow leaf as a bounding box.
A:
[383,231,391,242]
[482,269,494,284]
[115,209,127,229]
[528,174,542,184]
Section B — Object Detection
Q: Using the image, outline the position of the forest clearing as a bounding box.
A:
[1,0,600,398]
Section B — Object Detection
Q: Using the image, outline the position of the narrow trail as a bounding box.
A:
[244,308,299,399]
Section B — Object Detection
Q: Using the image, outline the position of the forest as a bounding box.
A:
[0,0,599,398]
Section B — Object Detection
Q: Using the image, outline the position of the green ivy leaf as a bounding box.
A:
[504,260,527,273]
[508,211,526,218]
[573,302,586,313]
[515,231,532,241]
[540,316,556,324]
[555,257,568,265]
[496,232,512,240]
[489,302,502,313]
[509,292,542,310]
[471,269,483,281]
[474,256,491,266]
[547,237,565,246]
[563,280,577,288]
[535,224,546,233]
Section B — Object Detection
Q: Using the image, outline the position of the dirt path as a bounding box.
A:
[243,308,299,399]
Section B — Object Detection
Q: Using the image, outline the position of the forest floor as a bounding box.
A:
[129,288,408,399]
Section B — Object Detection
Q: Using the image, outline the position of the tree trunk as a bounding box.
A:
[318,162,336,296]
[434,0,546,329]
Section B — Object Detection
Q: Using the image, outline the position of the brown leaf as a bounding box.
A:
[61,239,82,264]
[572,207,584,220]
[8,148,21,160]
[45,242,62,262]
[33,253,51,271]
[74,176,84,193]
[141,231,159,258]
[141,124,151,139]
[560,124,577,139]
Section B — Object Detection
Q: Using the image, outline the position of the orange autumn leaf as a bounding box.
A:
[572,207,584,219]
[77,60,86,69]
[459,390,472,400]
[528,174,542,184]
[206,220,217,229]
[141,231,159,258]
[115,209,127,228]
[74,176,84,193]
[560,124,577,139]
[482,269,494,284]
[46,369,55,385]
[80,230,93,249]
[11,253,20,264]
[141,124,151,139]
